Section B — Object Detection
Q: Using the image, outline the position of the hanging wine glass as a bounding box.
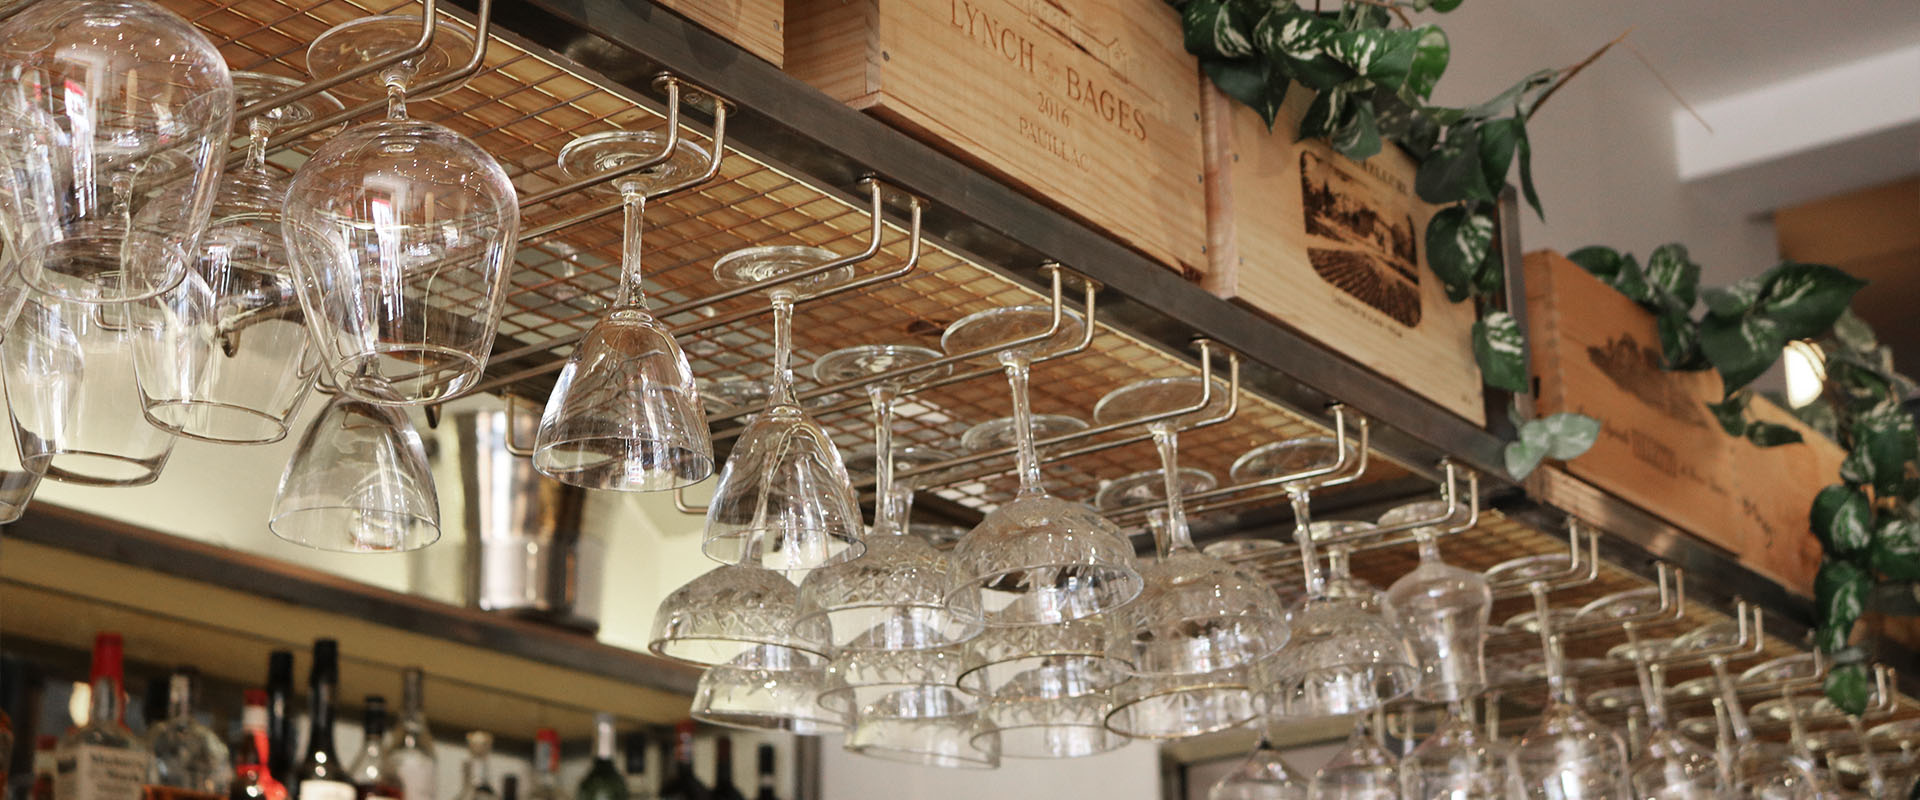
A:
[1095,375,1288,737]
[972,657,1126,759]
[1235,440,1414,718]
[690,644,847,736]
[531,130,714,490]
[283,16,519,405]
[939,304,1140,626]
[1400,701,1507,799]
[648,557,832,668]
[1319,520,1389,609]
[0,368,40,523]
[0,0,232,303]
[1777,687,1864,799]
[701,245,864,572]
[133,73,345,445]
[799,342,978,651]
[1313,709,1400,800]
[845,699,999,769]
[1209,729,1309,800]
[960,413,1088,454]
[269,382,438,551]
[1381,499,1492,702]
[1093,466,1215,512]
[957,615,1129,698]
[1627,659,1722,799]
[1508,581,1631,799]
[5,288,177,485]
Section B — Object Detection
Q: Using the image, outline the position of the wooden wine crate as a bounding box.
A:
[1200,87,1485,425]
[1525,250,1840,595]
[662,0,786,66]
[783,0,1208,278]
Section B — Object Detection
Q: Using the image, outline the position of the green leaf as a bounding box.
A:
[1514,124,1542,220]
[1656,312,1707,371]
[1701,275,1763,318]
[1430,0,1464,11]
[1405,26,1449,99]
[1202,58,1288,127]
[1855,400,1918,497]
[1565,246,1653,306]
[1698,313,1785,395]
[1256,10,1355,91]
[1425,205,1493,302]
[1330,99,1382,160]
[1504,437,1547,480]
[1471,238,1505,297]
[1745,421,1803,447]
[1824,663,1871,716]
[1813,483,1872,556]
[1815,558,1870,644]
[1758,262,1866,341]
[1705,391,1750,437]
[1831,307,1878,354]
[1538,412,1601,459]
[1456,68,1556,121]
[1842,446,1874,488]
[1414,123,1492,204]
[1297,87,1344,142]
[1182,0,1257,59]
[1643,243,1700,316]
[1871,513,1920,581]
[1476,117,1521,196]
[1473,310,1528,393]
[1787,397,1840,440]
[1327,28,1420,92]
[1370,86,1439,158]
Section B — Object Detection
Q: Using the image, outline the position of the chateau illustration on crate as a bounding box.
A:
[1299,151,1423,327]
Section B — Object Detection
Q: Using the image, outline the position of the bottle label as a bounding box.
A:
[54,745,151,800]
[296,781,354,800]
[393,759,435,800]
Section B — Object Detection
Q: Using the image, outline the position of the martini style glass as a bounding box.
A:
[939,305,1140,626]
[702,246,863,572]
[1313,709,1401,800]
[1382,499,1493,702]
[133,73,344,445]
[531,131,714,491]
[1209,730,1310,800]
[1401,702,1506,800]
[1238,439,1415,718]
[1627,660,1722,799]
[1509,581,1631,800]
[283,16,519,404]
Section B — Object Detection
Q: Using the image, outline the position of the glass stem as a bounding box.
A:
[1003,355,1044,496]
[1532,582,1573,706]
[1708,656,1755,745]
[1417,529,1442,562]
[1290,488,1324,596]
[1151,427,1194,556]
[769,295,797,407]
[869,384,899,536]
[245,118,271,171]
[613,189,648,309]
[386,82,408,121]
[1636,659,1670,734]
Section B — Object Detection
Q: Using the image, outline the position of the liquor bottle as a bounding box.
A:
[652,723,703,800]
[147,669,233,797]
[450,733,495,800]
[292,640,352,800]
[264,653,294,787]
[31,736,57,800]
[55,632,150,800]
[498,777,517,800]
[749,747,774,800]
[526,729,562,800]
[230,691,285,800]
[705,739,741,800]
[619,734,651,800]
[381,670,434,800]
[574,715,624,800]
[2,706,13,787]
[347,698,401,800]
[229,766,270,800]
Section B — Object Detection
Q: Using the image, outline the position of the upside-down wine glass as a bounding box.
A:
[1096,375,1289,739]
[283,15,519,404]
[531,130,714,490]
[1313,707,1400,800]
[845,699,999,769]
[1233,439,1416,718]
[690,644,846,736]
[133,73,344,445]
[1382,499,1493,702]
[268,380,439,551]
[0,0,232,303]
[939,303,1140,626]
[701,245,864,571]
[1709,651,1792,794]
[972,655,1126,759]
[1509,579,1631,799]
[1209,728,1309,800]
[1627,659,1722,799]
[1401,701,1507,799]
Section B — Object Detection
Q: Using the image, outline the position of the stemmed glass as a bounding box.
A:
[531,130,714,490]
[269,381,439,551]
[1382,499,1493,702]
[939,305,1140,626]
[1096,375,1289,739]
[133,73,344,445]
[972,657,1126,759]
[1626,660,1722,798]
[1400,701,1506,799]
[1093,466,1215,512]
[0,0,232,303]
[960,413,1087,455]
[6,287,177,485]
[702,245,864,572]
[690,644,846,736]
[648,553,832,668]
[1313,708,1400,799]
[845,699,999,769]
[1210,728,1309,800]
[1237,440,1415,718]
[1508,580,1631,799]
[283,16,519,404]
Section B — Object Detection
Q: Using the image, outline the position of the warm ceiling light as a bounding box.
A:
[1784,340,1827,408]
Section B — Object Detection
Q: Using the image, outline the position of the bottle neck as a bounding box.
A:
[464,755,491,790]
[88,676,124,726]
[168,675,193,722]
[402,671,425,717]
[713,742,733,788]
[307,682,336,755]
[594,722,616,762]
[672,728,695,773]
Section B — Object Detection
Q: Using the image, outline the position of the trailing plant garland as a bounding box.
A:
[1176,0,1917,713]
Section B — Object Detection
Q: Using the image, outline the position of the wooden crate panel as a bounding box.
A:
[1204,87,1485,425]
[1727,396,1842,595]
[784,0,1208,278]
[661,0,786,66]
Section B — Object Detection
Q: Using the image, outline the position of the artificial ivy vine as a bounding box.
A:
[1568,244,1917,714]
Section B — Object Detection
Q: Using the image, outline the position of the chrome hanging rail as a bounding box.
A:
[233,0,443,125]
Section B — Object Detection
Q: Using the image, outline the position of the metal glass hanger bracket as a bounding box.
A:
[1103,402,1362,526]
[867,338,1240,495]
[234,0,444,126]
[1490,601,1765,694]
[516,88,732,243]
[1486,522,1603,601]
[1216,461,1481,574]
